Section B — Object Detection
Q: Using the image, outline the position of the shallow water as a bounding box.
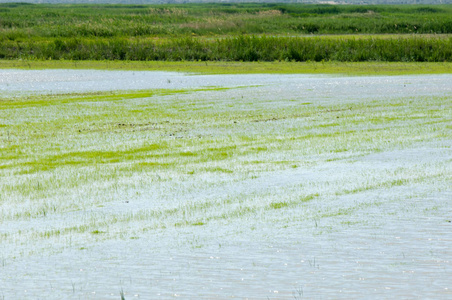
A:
[0,70,451,299]
[1,69,451,101]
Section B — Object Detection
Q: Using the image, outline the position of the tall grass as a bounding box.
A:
[1,3,451,62]
[1,3,452,39]
[1,35,450,62]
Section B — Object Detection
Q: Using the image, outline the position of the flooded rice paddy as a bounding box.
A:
[0,70,451,299]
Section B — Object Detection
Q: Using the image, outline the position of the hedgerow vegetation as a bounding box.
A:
[1,3,451,62]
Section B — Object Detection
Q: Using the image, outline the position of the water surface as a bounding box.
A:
[0,70,451,299]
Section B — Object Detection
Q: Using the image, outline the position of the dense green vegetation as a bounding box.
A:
[2,3,452,37]
[1,35,451,62]
[1,3,452,62]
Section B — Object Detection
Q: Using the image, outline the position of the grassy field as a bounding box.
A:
[1,60,452,75]
[1,3,452,62]
[2,34,451,62]
[2,3,452,38]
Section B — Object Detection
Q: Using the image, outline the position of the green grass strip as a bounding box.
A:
[1,60,451,75]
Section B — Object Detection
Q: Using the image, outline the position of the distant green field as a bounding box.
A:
[1,60,451,75]
[2,3,452,37]
[1,3,452,62]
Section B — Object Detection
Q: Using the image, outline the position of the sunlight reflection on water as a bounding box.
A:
[1,69,451,101]
[0,70,451,299]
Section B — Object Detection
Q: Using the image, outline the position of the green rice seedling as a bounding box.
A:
[1,74,450,267]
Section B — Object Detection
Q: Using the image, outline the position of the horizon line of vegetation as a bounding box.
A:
[1,35,451,62]
[1,3,452,39]
[1,3,451,62]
